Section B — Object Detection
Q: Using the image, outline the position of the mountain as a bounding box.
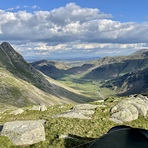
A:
[0,42,93,109]
[131,49,148,56]
[31,48,148,97]
[31,60,71,79]
[32,60,94,79]
[32,49,148,81]
[85,50,148,95]
[84,50,148,80]
[103,67,148,95]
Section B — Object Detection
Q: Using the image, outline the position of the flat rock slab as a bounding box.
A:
[73,104,99,110]
[52,110,92,119]
[52,104,99,119]
[1,120,46,146]
[10,108,24,115]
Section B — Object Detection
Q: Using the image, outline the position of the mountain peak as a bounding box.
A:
[1,42,22,58]
[0,42,30,70]
[1,41,11,46]
[131,49,148,56]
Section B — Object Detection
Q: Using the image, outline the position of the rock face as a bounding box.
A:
[52,104,99,119]
[1,120,46,146]
[110,95,148,123]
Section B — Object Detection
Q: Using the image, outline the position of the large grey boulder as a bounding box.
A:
[110,95,148,123]
[1,120,46,146]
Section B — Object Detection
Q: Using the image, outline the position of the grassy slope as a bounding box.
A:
[31,52,148,100]
[0,43,97,109]
[0,66,96,109]
[0,45,148,147]
[0,98,147,148]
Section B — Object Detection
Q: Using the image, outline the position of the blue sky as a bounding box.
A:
[0,0,148,61]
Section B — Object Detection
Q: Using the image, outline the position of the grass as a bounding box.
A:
[0,47,147,147]
[58,74,115,101]
[0,99,147,148]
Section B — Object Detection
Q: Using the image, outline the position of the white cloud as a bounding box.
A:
[16,6,20,9]
[6,8,15,11]
[23,5,29,8]
[6,6,20,11]
[31,5,40,9]
[0,3,148,59]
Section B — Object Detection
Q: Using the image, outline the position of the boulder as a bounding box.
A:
[52,110,92,119]
[10,108,24,115]
[31,105,47,111]
[32,105,41,111]
[40,104,47,111]
[52,104,100,119]
[110,95,148,123]
[73,104,99,110]
[1,120,46,146]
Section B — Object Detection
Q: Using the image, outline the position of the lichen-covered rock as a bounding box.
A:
[10,108,24,115]
[110,95,148,123]
[1,120,46,146]
[31,105,47,111]
[73,104,99,110]
[52,110,91,119]
[32,105,41,111]
[52,104,100,119]
[40,104,47,111]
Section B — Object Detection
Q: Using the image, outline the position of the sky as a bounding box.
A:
[0,0,148,61]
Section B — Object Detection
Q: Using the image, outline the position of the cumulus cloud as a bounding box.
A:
[0,3,148,59]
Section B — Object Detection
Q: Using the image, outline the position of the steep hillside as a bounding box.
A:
[32,60,94,79]
[32,49,148,81]
[31,49,148,97]
[103,67,148,95]
[84,50,148,80]
[0,42,93,109]
[31,60,71,79]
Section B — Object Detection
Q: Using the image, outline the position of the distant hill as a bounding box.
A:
[31,60,94,79]
[84,50,148,80]
[32,48,148,96]
[33,49,148,81]
[31,60,68,79]
[0,42,93,109]
[131,49,148,56]
[103,67,148,95]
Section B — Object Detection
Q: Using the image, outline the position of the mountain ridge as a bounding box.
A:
[31,48,148,96]
[0,42,93,109]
